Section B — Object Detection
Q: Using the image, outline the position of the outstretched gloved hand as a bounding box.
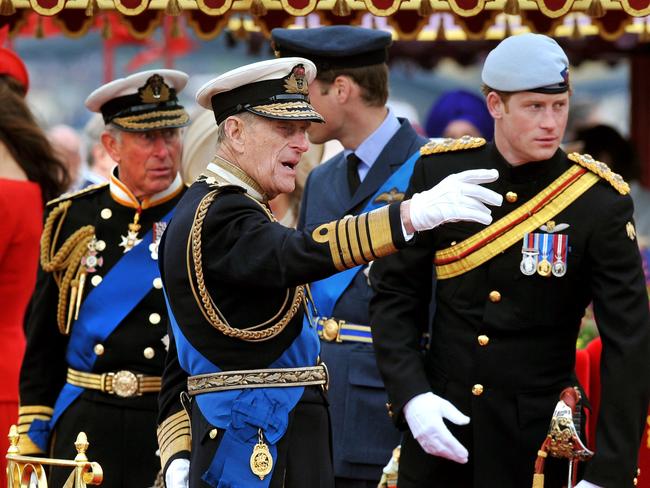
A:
[165,458,190,488]
[409,169,502,232]
[404,391,470,464]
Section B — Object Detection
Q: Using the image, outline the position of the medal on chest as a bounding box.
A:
[520,224,570,278]
[120,211,142,253]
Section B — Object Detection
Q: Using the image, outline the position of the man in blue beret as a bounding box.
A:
[271,25,428,488]
[370,33,650,488]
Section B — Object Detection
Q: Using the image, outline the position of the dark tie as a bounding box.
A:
[346,153,362,195]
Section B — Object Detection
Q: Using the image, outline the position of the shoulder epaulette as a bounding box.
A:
[568,152,629,195]
[420,136,486,156]
[46,182,108,207]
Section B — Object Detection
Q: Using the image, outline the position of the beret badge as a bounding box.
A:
[283,64,308,95]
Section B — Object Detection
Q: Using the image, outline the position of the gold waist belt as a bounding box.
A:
[187,364,329,396]
[66,368,162,398]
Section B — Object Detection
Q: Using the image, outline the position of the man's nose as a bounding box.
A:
[293,132,310,153]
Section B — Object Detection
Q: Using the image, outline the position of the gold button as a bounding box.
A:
[91,275,103,287]
[149,313,161,325]
[385,402,394,418]
[95,240,106,251]
[472,384,484,396]
[450,241,457,246]
[143,347,155,359]
[100,208,112,220]
[478,335,490,346]
[153,277,163,289]
[634,478,638,486]
[209,428,218,440]
[94,344,104,355]
[505,192,517,203]
[489,290,501,303]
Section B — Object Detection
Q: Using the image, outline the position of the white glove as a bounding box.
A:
[409,169,502,231]
[404,392,470,464]
[165,458,190,488]
[575,481,604,488]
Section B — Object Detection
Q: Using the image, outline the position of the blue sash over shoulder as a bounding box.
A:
[27,208,174,451]
[165,293,320,488]
[307,149,420,320]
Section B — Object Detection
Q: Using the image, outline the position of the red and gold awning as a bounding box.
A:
[0,0,649,40]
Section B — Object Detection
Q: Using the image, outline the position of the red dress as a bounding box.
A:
[0,178,42,481]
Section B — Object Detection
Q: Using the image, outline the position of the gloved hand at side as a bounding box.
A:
[407,169,502,232]
[404,391,470,464]
[165,458,190,488]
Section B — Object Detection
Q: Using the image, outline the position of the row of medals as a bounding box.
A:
[520,237,567,278]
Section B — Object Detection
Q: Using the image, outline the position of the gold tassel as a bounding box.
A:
[102,16,111,39]
[435,16,445,40]
[170,15,180,37]
[165,0,181,16]
[35,15,44,38]
[570,18,581,39]
[332,0,350,16]
[0,0,15,16]
[418,0,433,17]
[74,272,86,320]
[504,17,512,37]
[586,0,604,18]
[250,0,267,16]
[65,283,78,335]
[504,0,520,15]
[85,0,98,17]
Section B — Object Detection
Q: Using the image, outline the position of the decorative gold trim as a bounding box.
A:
[534,0,576,18]
[187,365,328,395]
[312,221,344,271]
[157,410,191,470]
[250,103,324,121]
[446,0,487,17]
[28,0,65,16]
[367,205,398,258]
[279,0,317,15]
[66,368,161,397]
[112,109,189,131]
[435,169,599,279]
[211,156,267,200]
[420,135,486,156]
[113,0,150,15]
[196,0,234,16]
[46,182,108,207]
[18,406,54,416]
[363,0,403,16]
[568,152,630,195]
[187,188,304,342]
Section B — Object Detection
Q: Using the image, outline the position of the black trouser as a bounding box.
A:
[49,396,159,488]
[189,386,334,488]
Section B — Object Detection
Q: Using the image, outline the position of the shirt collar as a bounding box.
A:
[344,109,401,170]
[109,170,184,209]
[204,156,268,204]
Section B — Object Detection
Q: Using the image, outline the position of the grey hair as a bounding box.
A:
[215,111,260,148]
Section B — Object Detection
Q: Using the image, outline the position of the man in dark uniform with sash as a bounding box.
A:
[18,69,190,487]
[155,57,503,488]
[370,33,650,488]
[269,26,428,488]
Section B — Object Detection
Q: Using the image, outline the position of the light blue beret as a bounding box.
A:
[481,34,569,93]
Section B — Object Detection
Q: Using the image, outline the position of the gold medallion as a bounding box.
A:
[250,430,273,480]
[537,259,552,277]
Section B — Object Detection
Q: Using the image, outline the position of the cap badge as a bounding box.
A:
[284,64,308,95]
[139,74,171,103]
[561,67,570,85]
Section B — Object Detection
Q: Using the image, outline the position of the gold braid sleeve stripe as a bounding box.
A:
[16,406,52,455]
[157,410,191,469]
[434,169,600,280]
[313,205,397,271]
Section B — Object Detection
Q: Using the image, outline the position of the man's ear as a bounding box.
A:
[224,116,246,153]
[486,92,504,120]
[332,75,353,104]
[101,131,121,163]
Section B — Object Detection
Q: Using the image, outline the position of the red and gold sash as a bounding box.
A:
[434,163,599,280]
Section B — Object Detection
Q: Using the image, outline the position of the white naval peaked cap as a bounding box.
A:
[196,57,324,125]
[481,34,570,94]
[85,69,190,131]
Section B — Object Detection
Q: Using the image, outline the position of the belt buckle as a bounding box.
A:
[320,318,343,343]
[110,370,140,398]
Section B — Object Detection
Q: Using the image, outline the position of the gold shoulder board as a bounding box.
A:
[568,152,629,195]
[46,182,108,207]
[420,136,486,156]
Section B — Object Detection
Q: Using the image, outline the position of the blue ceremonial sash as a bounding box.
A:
[307,149,420,320]
[165,292,319,488]
[28,208,175,451]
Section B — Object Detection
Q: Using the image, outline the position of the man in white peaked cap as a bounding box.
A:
[156,57,502,488]
[18,69,190,487]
